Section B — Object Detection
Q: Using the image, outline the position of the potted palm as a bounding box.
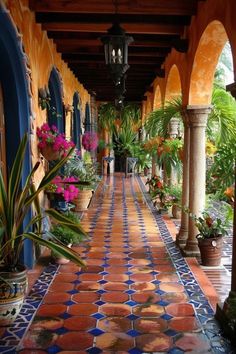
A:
[0,134,87,325]
[193,212,229,266]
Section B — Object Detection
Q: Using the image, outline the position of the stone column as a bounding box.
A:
[168,117,180,185]
[183,105,211,256]
[216,83,236,341]
[176,110,190,248]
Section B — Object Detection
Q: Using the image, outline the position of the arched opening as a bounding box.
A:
[189,21,228,105]
[72,92,81,150]
[0,6,32,266]
[84,102,91,132]
[165,64,182,103]
[48,67,65,133]
[153,85,162,110]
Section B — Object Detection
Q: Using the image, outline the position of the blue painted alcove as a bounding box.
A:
[72,92,81,150]
[48,67,65,133]
[84,102,91,132]
[0,6,33,267]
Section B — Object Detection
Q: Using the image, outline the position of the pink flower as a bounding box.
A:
[82,132,98,152]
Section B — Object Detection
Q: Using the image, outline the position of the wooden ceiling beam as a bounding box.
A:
[42,22,183,35]
[30,0,198,16]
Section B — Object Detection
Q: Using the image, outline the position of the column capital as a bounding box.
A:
[226,82,236,99]
[186,105,212,127]
[181,107,190,127]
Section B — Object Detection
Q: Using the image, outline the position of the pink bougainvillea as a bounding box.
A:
[37,123,75,155]
[50,176,79,202]
[82,131,98,152]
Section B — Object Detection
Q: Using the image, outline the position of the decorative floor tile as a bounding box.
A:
[0,175,234,353]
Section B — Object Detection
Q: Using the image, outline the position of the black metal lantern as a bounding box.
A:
[101,22,133,85]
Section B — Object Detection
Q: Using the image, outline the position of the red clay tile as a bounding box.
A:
[82,265,103,273]
[131,292,160,303]
[130,266,153,274]
[79,273,103,281]
[96,333,134,351]
[130,273,154,282]
[64,316,96,331]
[105,274,129,282]
[59,264,82,273]
[100,304,131,316]
[175,333,211,352]
[107,259,127,266]
[32,317,64,330]
[76,282,100,291]
[129,259,150,266]
[87,252,105,259]
[86,259,103,266]
[37,304,67,317]
[156,273,180,282]
[134,318,168,333]
[166,303,195,317]
[103,282,128,291]
[59,352,87,354]
[160,282,185,293]
[43,292,71,304]
[133,304,165,317]
[19,351,47,354]
[20,327,58,349]
[98,316,131,332]
[162,292,188,303]
[101,292,129,303]
[170,317,199,331]
[72,292,99,303]
[153,265,175,272]
[49,283,74,292]
[131,282,156,292]
[107,267,128,274]
[53,274,78,283]
[56,332,93,350]
[136,333,172,352]
[68,303,98,316]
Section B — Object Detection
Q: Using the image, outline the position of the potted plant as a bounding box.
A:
[0,134,87,325]
[37,123,75,161]
[145,175,167,213]
[165,185,182,218]
[50,211,87,264]
[64,149,100,211]
[193,212,229,266]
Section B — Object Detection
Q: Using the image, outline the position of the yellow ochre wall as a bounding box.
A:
[151,0,236,107]
[4,0,90,169]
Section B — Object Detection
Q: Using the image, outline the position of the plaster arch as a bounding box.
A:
[153,85,162,110]
[48,66,65,133]
[164,65,182,103]
[189,21,229,105]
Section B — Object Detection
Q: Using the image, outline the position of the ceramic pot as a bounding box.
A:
[198,236,223,266]
[73,189,93,211]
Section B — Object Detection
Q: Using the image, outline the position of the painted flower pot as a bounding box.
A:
[198,236,223,266]
[73,189,93,211]
[0,266,28,326]
[172,204,181,219]
[40,145,62,161]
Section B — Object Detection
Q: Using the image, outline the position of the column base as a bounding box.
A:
[182,241,200,257]
[215,293,236,346]
[176,228,188,249]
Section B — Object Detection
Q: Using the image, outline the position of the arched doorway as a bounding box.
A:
[0,5,32,266]
[48,67,65,133]
[72,92,81,150]
[84,102,91,132]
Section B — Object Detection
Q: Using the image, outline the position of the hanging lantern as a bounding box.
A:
[101,22,133,85]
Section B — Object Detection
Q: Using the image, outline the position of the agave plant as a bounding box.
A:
[0,134,87,271]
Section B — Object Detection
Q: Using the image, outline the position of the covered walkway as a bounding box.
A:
[2,175,233,353]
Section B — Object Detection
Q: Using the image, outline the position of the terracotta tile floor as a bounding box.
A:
[1,175,234,353]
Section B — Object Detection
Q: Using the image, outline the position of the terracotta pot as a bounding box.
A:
[172,204,181,219]
[0,265,28,326]
[198,236,223,266]
[40,145,62,161]
[73,189,93,211]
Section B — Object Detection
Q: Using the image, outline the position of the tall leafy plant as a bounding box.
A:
[0,134,87,271]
